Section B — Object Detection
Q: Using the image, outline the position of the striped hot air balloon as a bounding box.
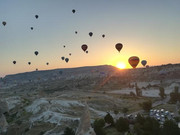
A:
[128,56,140,68]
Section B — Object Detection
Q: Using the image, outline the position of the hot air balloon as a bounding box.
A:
[115,43,123,52]
[81,44,88,52]
[141,60,147,67]
[86,51,88,54]
[13,61,16,64]
[61,56,65,60]
[2,21,6,26]
[36,68,38,71]
[102,34,105,38]
[89,32,93,37]
[69,53,71,56]
[128,56,140,68]
[72,9,76,13]
[46,62,49,65]
[65,58,69,63]
[34,51,39,56]
[31,27,33,30]
[28,62,31,65]
[75,31,78,34]
[35,15,39,19]
[63,45,66,48]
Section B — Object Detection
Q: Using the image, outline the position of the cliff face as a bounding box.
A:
[1,64,180,92]
[0,114,8,133]
[0,101,9,134]
[76,102,96,135]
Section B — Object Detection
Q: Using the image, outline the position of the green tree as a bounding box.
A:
[122,107,129,116]
[134,123,143,135]
[63,127,75,135]
[93,119,106,135]
[162,120,180,135]
[104,113,114,126]
[134,116,160,135]
[136,114,145,125]
[114,110,119,115]
[140,100,152,112]
[143,117,160,135]
[115,117,129,132]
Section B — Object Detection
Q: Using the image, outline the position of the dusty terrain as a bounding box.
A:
[0,64,180,135]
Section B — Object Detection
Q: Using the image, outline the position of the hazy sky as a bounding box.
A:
[0,0,180,77]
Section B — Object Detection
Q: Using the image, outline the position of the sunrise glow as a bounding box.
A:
[116,62,126,69]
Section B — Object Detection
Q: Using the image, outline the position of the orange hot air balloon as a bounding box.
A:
[128,56,140,68]
[81,44,88,52]
[115,43,123,52]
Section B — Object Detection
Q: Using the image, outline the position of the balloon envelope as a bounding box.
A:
[128,56,140,68]
[61,56,65,60]
[141,60,147,66]
[61,57,65,60]
[65,58,69,63]
[34,51,39,56]
[81,44,88,52]
[35,15,39,19]
[72,9,76,13]
[89,32,93,37]
[2,21,6,26]
[115,43,123,52]
[13,61,16,64]
[28,62,31,65]
[102,34,105,38]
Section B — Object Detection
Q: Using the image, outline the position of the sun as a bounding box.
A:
[116,62,126,69]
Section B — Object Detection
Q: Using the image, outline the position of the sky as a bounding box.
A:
[0,0,180,77]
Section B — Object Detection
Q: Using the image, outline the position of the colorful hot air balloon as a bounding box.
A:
[89,32,93,37]
[102,34,105,38]
[141,60,147,67]
[28,62,31,65]
[128,56,140,68]
[65,58,69,63]
[72,9,76,13]
[13,61,16,64]
[35,15,39,19]
[61,56,65,60]
[115,43,123,52]
[81,44,88,52]
[34,51,39,56]
[2,21,6,26]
